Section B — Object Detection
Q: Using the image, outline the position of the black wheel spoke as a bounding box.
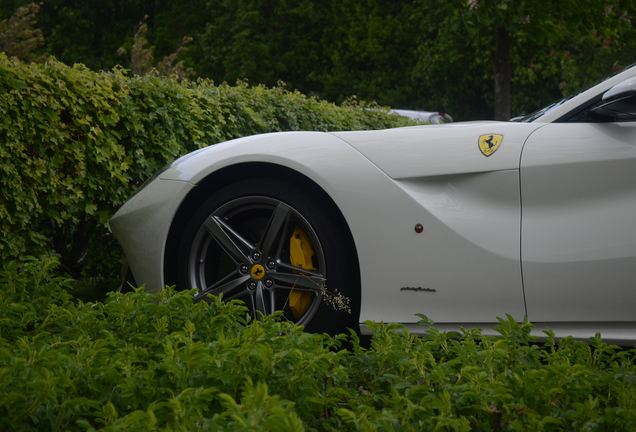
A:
[276,261,325,278]
[253,282,270,318]
[270,288,276,315]
[271,271,325,293]
[203,216,252,264]
[258,202,292,259]
[196,274,250,300]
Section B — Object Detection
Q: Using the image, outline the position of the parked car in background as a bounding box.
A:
[390,108,453,123]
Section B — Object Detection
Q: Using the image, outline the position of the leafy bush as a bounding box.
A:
[2,256,636,431]
[0,55,415,283]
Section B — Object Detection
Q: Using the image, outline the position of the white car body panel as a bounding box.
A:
[110,64,636,343]
[330,122,542,178]
[521,122,636,322]
[113,129,529,324]
[111,179,194,291]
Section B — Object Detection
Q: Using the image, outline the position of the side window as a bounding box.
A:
[569,93,636,122]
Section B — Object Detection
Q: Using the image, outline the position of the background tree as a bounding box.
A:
[117,16,194,79]
[442,0,636,120]
[0,0,205,72]
[0,2,43,62]
[318,0,423,107]
[200,0,328,93]
[34,0,146,68]
[412,2,496,120]
[2,0,636,119]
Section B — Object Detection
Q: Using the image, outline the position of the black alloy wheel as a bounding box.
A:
[177,178,360,334]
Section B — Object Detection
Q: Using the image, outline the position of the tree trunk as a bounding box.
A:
[494,26,511,121]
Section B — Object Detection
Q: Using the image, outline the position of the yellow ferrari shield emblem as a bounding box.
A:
[478,134,503,157]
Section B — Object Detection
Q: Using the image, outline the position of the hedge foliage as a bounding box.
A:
[0,55,415,280]
[2,256,636,431]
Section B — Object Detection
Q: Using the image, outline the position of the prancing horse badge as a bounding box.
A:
[478,134,503,157]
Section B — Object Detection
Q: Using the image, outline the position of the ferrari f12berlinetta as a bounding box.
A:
[110,65,636,343]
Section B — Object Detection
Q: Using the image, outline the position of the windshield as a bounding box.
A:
[511,63,636,123]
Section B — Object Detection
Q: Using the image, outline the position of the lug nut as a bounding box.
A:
[248,281,257,290]
[252,252,261,261]
[265,279,273,288]
[267,261,276,269]
[240,265,249,274]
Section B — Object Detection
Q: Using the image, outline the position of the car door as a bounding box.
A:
[520,96,636,322]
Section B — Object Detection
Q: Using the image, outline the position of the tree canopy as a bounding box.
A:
[443,0,636,119]
[1,0,636,120]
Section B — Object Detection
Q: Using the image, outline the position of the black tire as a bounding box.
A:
[177,177,360,335]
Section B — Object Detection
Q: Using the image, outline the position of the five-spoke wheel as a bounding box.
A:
[178,178,360,334]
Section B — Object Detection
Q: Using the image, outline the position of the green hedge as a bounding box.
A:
[0,55,415,282]
[2,256,636,431]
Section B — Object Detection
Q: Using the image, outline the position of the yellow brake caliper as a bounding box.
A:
[289,226,316,320]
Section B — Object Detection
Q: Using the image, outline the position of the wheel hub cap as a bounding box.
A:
[250,264,265,280]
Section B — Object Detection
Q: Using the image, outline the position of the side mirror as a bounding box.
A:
[603,75,636,100]
[587,92,636,122]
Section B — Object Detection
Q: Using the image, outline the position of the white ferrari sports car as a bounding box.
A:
[110,65,636,343]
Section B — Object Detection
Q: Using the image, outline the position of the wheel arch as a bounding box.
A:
[163,162,361,297]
